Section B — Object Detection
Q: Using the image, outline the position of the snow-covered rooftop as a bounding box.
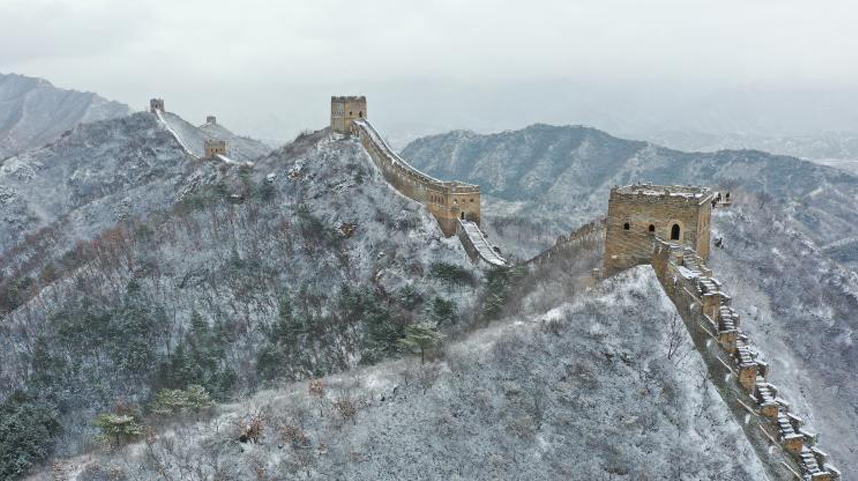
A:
[614,183,713,199]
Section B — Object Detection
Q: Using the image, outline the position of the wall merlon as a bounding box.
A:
[648,231,840,480]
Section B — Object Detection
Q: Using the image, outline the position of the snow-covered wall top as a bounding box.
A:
[651,240,841,481]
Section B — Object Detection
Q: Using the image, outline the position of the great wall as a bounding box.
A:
[149,98,241,164]
[337,99,843,477]
[603,184,840,481]
[146,94,840,479]
[330,96,508,267]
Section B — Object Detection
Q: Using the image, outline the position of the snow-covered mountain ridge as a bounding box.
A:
[0,73,132,160]
[28,267,775,481]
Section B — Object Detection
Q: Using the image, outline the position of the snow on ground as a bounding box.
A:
[41,267,770,481]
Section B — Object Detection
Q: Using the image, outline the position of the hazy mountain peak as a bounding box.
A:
[0,72,133,159]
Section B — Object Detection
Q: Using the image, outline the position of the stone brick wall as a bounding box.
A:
[604,184,714,276]
[525,217,606,267]
[350,118,480,236]
[651,240,840,481]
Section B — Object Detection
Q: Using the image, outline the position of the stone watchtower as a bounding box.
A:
[206,115,217,125]
[204,140,227,159]
[604,184,715,276]
[331,96,367,134]
[150,98,165,113]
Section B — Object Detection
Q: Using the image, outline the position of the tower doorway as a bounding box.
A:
[670,224,681,241]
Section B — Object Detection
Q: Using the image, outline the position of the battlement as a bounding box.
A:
[204,139,227,159]
[149,98,165,113]
[610,184,714,205]
[649,238,840,480]
[331,95,367,102]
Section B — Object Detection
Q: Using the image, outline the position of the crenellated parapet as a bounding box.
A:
[651,239,840,480]
[525,217,606,267]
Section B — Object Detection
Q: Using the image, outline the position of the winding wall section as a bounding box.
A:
[351,119,481,237]
[651,240,840,481]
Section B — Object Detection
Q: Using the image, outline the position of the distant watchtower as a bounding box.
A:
[204,140,227,159]
[604,184,715,276]
[206,115,217,125]
[149,98,165,113]
[331,96,367,134]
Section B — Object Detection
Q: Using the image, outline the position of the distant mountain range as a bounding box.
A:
[648,129,858,166]
[0,73,132,159]
[403,123,858,259]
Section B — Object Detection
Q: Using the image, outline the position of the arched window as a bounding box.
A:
[648,224,655,232]
[359,111,363,118]
[670,224,681,240]
[623,222,630,230]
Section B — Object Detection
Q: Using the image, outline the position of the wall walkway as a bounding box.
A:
[350,119,481,237]
[457,219,508,267]
[650,240,840,481]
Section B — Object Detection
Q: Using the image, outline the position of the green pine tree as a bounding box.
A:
[398,321,445,365]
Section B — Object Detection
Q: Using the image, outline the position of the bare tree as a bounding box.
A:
[665,315,687,363]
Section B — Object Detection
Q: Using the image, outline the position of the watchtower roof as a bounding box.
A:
[613,183,713,200]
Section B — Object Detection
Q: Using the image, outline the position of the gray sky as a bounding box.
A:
[2,0,857,143]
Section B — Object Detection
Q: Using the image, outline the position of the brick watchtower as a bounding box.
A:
[204,140,227,159]
[604,184,715,276]
[331,96,367,134]
[149,98,165,113]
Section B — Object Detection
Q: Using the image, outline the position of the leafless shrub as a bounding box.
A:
[308,379,326,417]
[332,391,360,426]
[281,424,310,448]
[665,314,689,365]
[238,412,265,444]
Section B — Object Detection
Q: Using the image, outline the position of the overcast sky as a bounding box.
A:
[2,0,857,143]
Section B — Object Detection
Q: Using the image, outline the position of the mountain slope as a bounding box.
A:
[0,109,275,260]
[0,128,482,477]
[709,198,858,473]
[0,112,201,256]
[31,267,772,481]
[0,73,132,159]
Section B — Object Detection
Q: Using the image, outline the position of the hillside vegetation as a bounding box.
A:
[0,123,482,478]
[31,267,771,481]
